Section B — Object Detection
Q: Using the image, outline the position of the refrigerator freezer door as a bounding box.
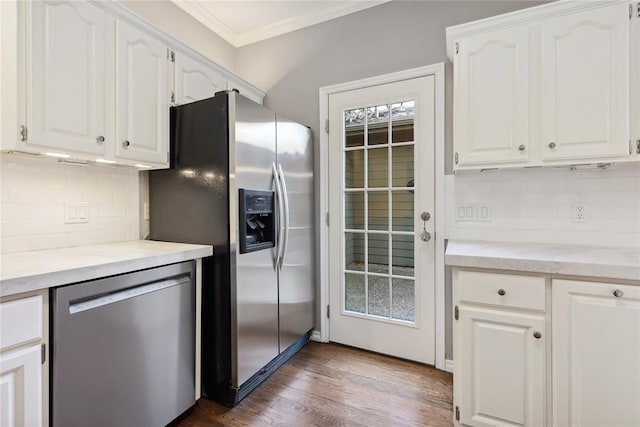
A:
[233,94,280,387]
[276,117,315,352]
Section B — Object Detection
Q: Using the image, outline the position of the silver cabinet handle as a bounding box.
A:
[533,331,542,339]
[498,289,506,296]
[613,289,624,298]
[548,142,556,149]
[518,145,526,151]
[123,140,131,148]
[96,135,105,144]
[272,164,285,269]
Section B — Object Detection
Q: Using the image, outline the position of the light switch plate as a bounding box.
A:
[456,204,476,222]
[65,202,90,224]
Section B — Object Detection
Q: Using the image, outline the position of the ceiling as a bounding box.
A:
[171,0,391,47]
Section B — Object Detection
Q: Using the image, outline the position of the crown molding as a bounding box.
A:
[172,0,391,48]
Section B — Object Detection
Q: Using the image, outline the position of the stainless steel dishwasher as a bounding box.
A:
[52,261,195,427]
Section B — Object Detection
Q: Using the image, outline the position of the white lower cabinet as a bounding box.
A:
[552,279,640,427]
[0,291,47,427]
[453,269,547,426]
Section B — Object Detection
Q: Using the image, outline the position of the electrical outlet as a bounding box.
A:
[477,204,491,222]
[571,203,587,223]
[65,202,90,224]
[456,204,476,222]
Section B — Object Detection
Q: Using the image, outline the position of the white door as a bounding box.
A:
[541,2,629,161]
[633,3,640,155]
[454,26,530,167]
[457,305,545,427]
[0,345,42,427]
[27,0,111,155]
[175,54,226,105]
[328,76,435,364]
[553,279,640,427]
[115,20,169,165]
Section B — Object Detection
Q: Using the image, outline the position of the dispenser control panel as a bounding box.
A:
[238,189,275,254]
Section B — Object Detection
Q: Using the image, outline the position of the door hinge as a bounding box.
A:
[637,1,639,18]
[631,140,633,155]
[325,118,329,134]
[171,91,176,104]
[326,304,330,319]
[630,3,633,19]
[325,212,329,227]
[454,152,459,165]
[636,139,640,155]
[455,406,460,421]
[454,305,459,321]
[167,49,175,62]
[455,42,459,54]
[41,343,46,364]
[19,125,28,142]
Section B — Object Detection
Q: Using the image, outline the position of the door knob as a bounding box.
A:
[420,212,430,221]
[497,289,506,296]
[548,142,556,149]
[96,135,105,144]
[613,289,624,298]
[533,331,542,339]
[420,231,431,242]
[518,145,526,151]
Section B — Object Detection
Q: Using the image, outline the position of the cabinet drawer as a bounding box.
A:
[0,295,43,351]
[455,270,546,312]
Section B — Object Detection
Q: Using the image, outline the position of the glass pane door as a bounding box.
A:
[343,101,416,323]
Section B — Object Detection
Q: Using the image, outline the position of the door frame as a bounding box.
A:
[317,63,446,370]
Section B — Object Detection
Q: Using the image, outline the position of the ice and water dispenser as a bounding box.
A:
[238,189,275,254]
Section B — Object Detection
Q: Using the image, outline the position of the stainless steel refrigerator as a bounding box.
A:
[149,91,314,406]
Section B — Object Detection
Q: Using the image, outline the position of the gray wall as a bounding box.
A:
[235,0,545,362]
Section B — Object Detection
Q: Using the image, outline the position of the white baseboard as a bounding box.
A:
[445,359,454,373]
[310,330,323,342]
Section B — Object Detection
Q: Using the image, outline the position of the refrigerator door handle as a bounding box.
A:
[272,163,285,268]
[277,163,290,269]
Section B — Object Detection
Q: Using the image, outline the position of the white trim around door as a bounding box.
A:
[317,63,446,371]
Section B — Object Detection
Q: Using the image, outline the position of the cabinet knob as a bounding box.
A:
[533,331,542,339]
[548,142,556,149]
[613,289,624,298]
[96,135,105,144]
[518,145,526,151]
[497,289,506,296]
[123,140,131,148]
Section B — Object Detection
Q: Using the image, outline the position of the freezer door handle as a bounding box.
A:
[272,163,285,268]
[277,163,290,269]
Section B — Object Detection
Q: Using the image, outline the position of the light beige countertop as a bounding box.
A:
[0,240,213,297]
[446,240,640,282]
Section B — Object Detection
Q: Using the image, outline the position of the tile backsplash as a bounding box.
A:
[445,163,640,248]
[0,153,140,253]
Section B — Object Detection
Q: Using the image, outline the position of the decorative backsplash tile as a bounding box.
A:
[0,153,140,253]
[445,163,640,248]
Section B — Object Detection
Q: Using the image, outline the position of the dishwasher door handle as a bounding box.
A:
[68,275,191,314]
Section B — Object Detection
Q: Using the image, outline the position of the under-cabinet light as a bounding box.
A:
[44,152,71,158]
[96,158,117,164]
[134,164,152,169]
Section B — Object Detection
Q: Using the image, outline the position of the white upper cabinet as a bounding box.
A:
[227,78,264,105]
[27,0,112,155]
[553,279,640,427]
[115,21,169,165]
[448,0,636,171]
[541,2,629,161]
[454,27,530,166]
[175,53,226,105]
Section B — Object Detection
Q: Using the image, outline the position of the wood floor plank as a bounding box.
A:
[177,342,453,426]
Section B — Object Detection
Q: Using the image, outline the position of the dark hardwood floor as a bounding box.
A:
[178,342,453,426]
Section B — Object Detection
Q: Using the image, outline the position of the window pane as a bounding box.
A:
[345,150,364,188]
[392,145,414,188]
[345,108,364,147]
[392,278,415,321]
[392,191,413,232]
[345,273,365,314]
[367,191,388,230]
[368,275,389,317]
[367,105,389,145]
[345,192,364,230]
[345,232,365,271]
[391,101,414,143]
[392,234,414,277]
[367,147,388,188]
[368,234,389,274]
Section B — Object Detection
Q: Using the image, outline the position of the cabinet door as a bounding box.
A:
[0,345,42,427]
[541,2,629,161]
[632,1,640,157]
[27,0,111,155]
[457,305,545,426]
[115,21,169,165]
[175,54,226,105]
[454,27,530,167]
[553,279,640,427]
